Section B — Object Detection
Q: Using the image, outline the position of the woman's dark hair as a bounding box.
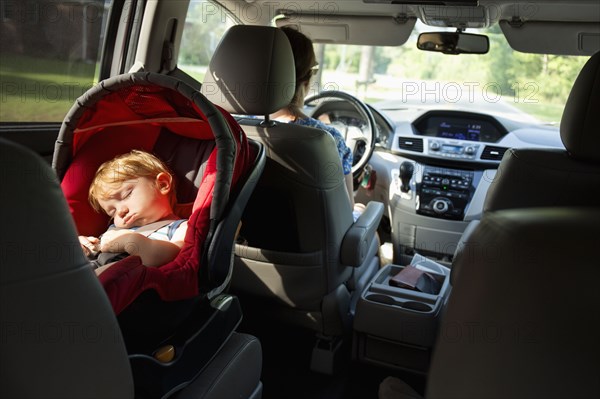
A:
[280,26,317,100]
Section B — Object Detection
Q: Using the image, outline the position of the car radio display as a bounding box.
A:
[413,113,506,143]
[438,121,481,141]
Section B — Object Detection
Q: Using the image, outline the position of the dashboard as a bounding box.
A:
[327,102,565,264]
[413,111,507,143]
[411,112,508,162]
[389,109,563,165]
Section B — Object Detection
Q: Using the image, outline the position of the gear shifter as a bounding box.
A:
[399,161,414,193]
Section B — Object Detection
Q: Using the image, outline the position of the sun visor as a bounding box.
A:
[276,15,416,46]
[500,21,600,55]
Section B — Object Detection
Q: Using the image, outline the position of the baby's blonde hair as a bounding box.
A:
[89,150,176,213]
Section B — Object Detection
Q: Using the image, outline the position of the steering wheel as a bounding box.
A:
[304,90,376,178]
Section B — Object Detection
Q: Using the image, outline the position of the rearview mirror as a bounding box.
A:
[417,32,489,55]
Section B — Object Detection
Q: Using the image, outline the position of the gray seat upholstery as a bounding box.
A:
[0,138,263,399]
[427,208,600,398]
[380,208,600,399]
[484,51,600,211]
[0,138,134,398]
[455,51,600,274]
[202,25,383,337]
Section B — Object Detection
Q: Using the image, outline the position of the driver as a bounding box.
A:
[272,26,361,215]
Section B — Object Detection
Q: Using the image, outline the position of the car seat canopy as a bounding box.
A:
[53,72,253,315]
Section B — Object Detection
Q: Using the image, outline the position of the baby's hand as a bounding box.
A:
[100,229,140,254]
[79,236,100,258]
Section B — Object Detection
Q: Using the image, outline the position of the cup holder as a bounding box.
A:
[402,301,432,312]
[366,294,396,305]
[365,294,433,312]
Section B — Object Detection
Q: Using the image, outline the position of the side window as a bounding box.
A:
[178,0,237,82]
[0,0,110,123]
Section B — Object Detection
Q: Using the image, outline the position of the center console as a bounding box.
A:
[385,156,493,264]
[417,166,474,220]
[353,255,451,374]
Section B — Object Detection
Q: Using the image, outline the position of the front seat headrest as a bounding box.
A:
[560,51,600,162]
[201,25,295,116]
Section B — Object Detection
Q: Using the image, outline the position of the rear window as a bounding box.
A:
[0,0,110,123]
[177,0,237,83]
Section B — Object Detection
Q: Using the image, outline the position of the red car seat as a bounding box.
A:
[54,72,257,311]
[51,72,265,396]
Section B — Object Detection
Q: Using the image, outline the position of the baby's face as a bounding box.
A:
[97,176,173,228]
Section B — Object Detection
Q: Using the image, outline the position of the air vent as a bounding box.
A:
[398,137,424,152]
[481,146,509,161]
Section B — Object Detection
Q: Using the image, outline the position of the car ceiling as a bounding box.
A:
[216,0,600,54]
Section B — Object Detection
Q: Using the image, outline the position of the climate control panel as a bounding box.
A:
[416,166,474,220]
[428,139,480,160]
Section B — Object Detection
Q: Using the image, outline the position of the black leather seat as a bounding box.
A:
[0,138,263,399]
[201,25,383,344]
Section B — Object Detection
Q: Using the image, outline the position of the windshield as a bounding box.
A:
[310,22,588,126]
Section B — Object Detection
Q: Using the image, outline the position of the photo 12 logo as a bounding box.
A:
[1,81,94,103]
[197,1,340,24]
[3,1,105,24]
[421,2,540,22]
[400,81,539,104]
